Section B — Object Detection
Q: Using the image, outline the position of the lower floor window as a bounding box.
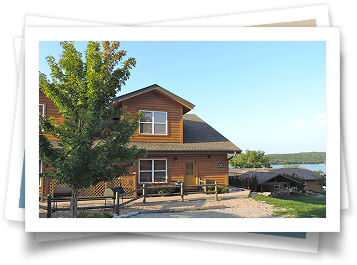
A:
[139,159,167,183]
[274,184,280,189]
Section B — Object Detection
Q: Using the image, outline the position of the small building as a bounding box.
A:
[229,167,323,192]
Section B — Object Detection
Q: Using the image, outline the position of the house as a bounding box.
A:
[229,167,323,192]
[112,84,241,188]
[39,84,241,195]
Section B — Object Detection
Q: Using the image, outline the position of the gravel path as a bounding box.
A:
[122,197,289,218]
[40,197,292,218]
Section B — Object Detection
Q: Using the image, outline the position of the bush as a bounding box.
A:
[229,175,258,191]
[158,188,170,196]
[77,210,112,218]
[204,185,228,194]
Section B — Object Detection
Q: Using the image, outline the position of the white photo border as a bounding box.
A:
[25,27,340,232]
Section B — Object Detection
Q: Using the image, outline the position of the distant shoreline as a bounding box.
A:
[270,164,326,173]
[266,152,326,165]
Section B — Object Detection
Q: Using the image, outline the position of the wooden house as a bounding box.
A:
[39,84,241,195]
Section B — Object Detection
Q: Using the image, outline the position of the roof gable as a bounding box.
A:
[113,84,195,114]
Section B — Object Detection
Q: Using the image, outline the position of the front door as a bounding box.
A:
[184,160,196,185]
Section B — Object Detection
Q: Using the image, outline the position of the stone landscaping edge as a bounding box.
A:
[113,205,228,218]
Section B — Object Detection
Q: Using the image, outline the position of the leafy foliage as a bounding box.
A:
[282,164,300,168]
[229,150,271,169]
[265,152,326,165]
[282,173,306,192]
[39,41,147,217]
[204,186,229,194]
[229,175,258,191]
[313,170,326,186]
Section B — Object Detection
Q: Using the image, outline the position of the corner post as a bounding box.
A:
[180,182,184,202]
[215,181,218,201]
[115,192,120,215]
[47,194,52,218]
[143,184,146,203]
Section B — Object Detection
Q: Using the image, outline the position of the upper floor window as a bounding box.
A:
[39,104,45,116]
[39,104,45,132]
[139,110,167,135]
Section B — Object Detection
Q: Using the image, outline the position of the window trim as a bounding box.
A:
[138,158,167,184]
[39,160,43,187]
[39,104,45,132]
[139,110,167,135]
[39,104,45,116]
[274,184,280,189]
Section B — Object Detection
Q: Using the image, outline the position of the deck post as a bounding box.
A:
[180,182,184,202]
[133,173,138,198]
[115,192,120,215]
[47,194,51,218]
[215,181,218,201]
[143,184,146,203]
[204,179,207,194]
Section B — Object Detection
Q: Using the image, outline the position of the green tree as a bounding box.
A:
[229,150,271,168]
[282,164,300,168]
[39,41,147,218]
[288,174,306,192]
[313,170,326,187]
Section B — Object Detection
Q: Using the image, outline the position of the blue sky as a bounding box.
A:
[39,41,326,154]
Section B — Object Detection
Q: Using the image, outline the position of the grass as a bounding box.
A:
[251,194,326,218]
[311,190,326,195]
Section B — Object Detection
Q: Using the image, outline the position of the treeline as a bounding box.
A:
[265,152,326,165]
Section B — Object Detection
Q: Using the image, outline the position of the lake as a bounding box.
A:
[270,164,326,174]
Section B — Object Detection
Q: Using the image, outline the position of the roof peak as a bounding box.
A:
[114,84,195,114]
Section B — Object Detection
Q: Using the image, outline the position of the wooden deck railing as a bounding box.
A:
[40,181,221,218]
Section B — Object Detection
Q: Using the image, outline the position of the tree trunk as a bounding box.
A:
[70,189,79,218]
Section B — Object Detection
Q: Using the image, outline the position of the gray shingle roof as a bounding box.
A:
[229,167,321,182]
[129,114,241,153]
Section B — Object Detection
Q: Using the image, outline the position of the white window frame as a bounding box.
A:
[39,104,45,132]
[39,160,43,187]
[139,110,167,135]
[138,159,167,183]
[39,104,45,116]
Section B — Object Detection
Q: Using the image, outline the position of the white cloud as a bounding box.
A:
[276,113,326,132]
[311,113,326,120]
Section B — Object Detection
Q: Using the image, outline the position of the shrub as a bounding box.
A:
[77,210,112,218]
[158,188,170,196]
[229,175,257,191]
[205,185,228,194]
[229,176,241,187]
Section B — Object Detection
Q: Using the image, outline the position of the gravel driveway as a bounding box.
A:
[117,197,291,218]
[40,197,292,218]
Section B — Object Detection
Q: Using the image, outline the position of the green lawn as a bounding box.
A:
[251,195,326,218]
